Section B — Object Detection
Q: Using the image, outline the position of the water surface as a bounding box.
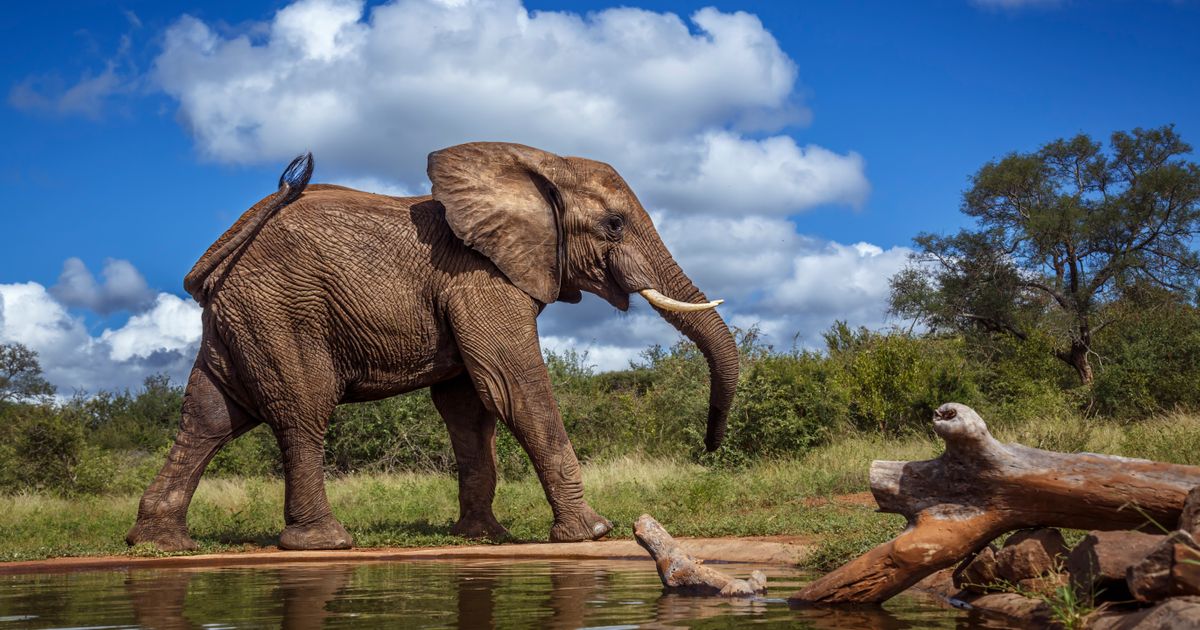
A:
[0,559,995,628]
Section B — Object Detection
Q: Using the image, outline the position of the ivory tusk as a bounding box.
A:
[639,288,724,312]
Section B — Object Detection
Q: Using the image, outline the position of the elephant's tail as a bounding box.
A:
[184,153,314,306]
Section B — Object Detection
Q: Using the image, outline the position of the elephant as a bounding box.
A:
[125,142,738,551]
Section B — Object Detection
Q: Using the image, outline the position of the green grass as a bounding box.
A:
[6,410,1200,567]
[0,438,929,565]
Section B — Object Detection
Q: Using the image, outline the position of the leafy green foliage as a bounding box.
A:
[0,342,55,403]
[826,323,982,435]
[326,392,452,474]
[5,293,1200,496]
[892,126,1200,384]
[1091,286,1200,418]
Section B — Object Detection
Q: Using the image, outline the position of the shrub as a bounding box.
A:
[208,425,282,477]
[1092,297,1200,418]
[325,392,453,474]
[826,323,982,435]
[718,352,846,463]
[0,403,102,495]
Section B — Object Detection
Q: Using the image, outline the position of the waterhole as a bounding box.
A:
[0,559,999,628]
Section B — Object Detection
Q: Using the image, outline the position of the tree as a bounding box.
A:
[891,126,1200,384]
[0,342,56,402]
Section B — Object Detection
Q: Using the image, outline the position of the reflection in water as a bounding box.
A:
[0,559,968,629]
[126,570,192,630]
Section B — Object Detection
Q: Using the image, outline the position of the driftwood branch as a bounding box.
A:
[791,403,1200,605]
[634,514,766,597]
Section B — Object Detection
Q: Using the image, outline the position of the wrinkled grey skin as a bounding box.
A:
[126,142,739,551]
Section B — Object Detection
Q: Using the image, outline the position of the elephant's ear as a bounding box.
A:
[428,142,573,305]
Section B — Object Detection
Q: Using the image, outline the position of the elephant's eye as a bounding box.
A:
[602,214,625,240]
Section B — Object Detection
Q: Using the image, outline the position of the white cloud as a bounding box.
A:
[762,240,913,344]
[640,133,869,216]
[144,0,893,364]
[0,263,202,395]
[100,293,203,363]
[152,0,867,215]
[4,1,909,387]
[50,257,156,315]
[540,335,642,373]
[540,219,913,362]
[328,175,419,197]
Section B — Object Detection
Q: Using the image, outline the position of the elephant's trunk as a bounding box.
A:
[644,257,739,452]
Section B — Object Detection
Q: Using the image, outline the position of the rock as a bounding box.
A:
[1180,486,1200,536]
[1128,531,1200,602]
[996,528,1067,582]
[633,514,767,597]
[1016,572,1069,598]
[1067,530,1164,600]
[1090,596,1200,630]
[968,592,1053,627]
[1172,544,1200,597]
[953,545,1000,593]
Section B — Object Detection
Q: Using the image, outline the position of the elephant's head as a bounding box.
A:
[428,142,737,452]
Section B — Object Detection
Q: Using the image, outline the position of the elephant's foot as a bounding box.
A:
[549,505,612,543]
[279,516,354,550]
[451,513,510,539]
[125,519,199,552]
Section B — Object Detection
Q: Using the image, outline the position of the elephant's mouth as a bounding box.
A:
[601,248,722,313]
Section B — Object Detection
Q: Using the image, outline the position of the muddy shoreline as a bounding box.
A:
[0,536,813,575]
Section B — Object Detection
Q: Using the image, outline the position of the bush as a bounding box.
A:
[545,349,642,463]
[0,403,115,495]
[208,425,282,477]
[325,392,453,474]
[8,295,1200,497]
[1092,297,1200,418]
[73,374,185,453]
[826,323,982,435]
[718,352,845,464]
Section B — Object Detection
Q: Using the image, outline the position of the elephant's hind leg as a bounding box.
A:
[126,363,257,551]
[432,374,509,539]
[265,389,352,551]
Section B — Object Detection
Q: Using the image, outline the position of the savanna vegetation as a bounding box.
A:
[2,125,1199,564]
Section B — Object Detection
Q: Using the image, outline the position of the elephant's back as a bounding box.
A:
[204,186,470,396]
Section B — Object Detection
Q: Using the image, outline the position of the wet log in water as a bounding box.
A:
[633,514,766,597]
[790,403,1200,606]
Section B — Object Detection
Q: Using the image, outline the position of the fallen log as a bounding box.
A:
[633,514,766,597]
[791,403,1200,605]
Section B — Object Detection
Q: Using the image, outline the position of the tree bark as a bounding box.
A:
[633,514,766,597]
[790,403,1200,606]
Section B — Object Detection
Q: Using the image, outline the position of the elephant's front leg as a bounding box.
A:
[432,374,509,539]
[448,290,613,542]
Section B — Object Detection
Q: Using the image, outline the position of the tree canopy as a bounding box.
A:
[890,125,1200,384]
[0,342,55,402]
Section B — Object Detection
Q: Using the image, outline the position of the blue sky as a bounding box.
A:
[1,0,1198,392]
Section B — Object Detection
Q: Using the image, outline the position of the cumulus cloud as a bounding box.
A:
[152,0,867,215]
[758,240,912,343]
[50,257,156,315]
[140,0,895,372]
[5,1,909,387]
[538,230,913,370]
[0,262,201,394]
